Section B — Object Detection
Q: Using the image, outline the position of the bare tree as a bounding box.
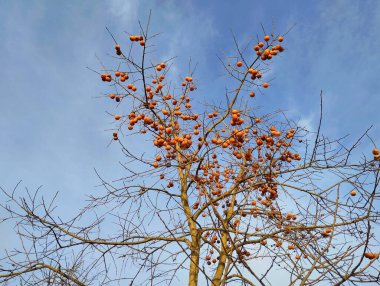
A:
[1,18,379,286]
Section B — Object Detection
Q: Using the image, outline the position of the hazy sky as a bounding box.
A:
[1,0,379,284]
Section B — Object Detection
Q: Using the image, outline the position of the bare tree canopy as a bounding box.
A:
[1,17,379,286]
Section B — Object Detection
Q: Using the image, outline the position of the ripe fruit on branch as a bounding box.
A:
[120,73,129,82]
[130,35,143,42]
[115,44,121,55]
[321,228,332,237]
[248,68,258,75]
[100,73,112,82]
[373,149,380,161]
[364,252,379,259]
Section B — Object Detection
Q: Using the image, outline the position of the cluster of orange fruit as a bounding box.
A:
[364,252,379,259]
[100,73,112,82]
[285,213,297,220]
[115,44,121,55]
[235,35,285,96]
[156,62,166,71]
[129,34,145,46]
[247,68,262,80]
[204,249,216,265]
[127,83,137,92]
[254,35,284,60]
[229,109,245,126]
[373,148,380,161]
[114,71,129,82]
[190,126,300,213]
[321,228,332,238]
[269,125,281,137]
[236,248,251,261]
[109,93,121,102]
[236,62,267,88]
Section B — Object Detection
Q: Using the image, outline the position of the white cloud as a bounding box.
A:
[107,0,140,25]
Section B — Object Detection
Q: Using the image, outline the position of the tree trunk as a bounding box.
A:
[188,237,200,286]
[211,233,227,286]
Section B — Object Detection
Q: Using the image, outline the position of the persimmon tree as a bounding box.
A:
[1,19,380,286]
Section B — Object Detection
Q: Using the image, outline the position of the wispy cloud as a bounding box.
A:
[107,0,140,27]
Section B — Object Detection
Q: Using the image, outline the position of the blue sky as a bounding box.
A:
[1,0,380,284]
